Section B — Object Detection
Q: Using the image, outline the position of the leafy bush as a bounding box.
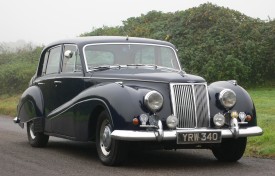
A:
[0,47,42,94]
[81,3,275,86]
[1,3,275,96]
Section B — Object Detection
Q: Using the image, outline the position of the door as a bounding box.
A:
[50,44,85,136]
[34,45,62,132]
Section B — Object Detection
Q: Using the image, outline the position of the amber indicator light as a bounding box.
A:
[246,115,252,122]
[133,118,139,125]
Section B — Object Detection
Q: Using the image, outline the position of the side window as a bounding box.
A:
[42,51,49,76]
[45,46,62,74]
[62,45,82,72]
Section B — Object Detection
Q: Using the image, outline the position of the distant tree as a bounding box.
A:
[81,26,124,36]
[1,3,274,95]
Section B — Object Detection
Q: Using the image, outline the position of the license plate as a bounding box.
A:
[177,131,221,144]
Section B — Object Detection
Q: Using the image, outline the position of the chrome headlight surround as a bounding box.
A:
[144,91,164,112]
[219,89,237,109]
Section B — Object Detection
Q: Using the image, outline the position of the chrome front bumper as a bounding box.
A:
[112,118,263,142]
[111,126,263,141]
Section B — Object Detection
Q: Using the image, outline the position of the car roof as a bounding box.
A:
[45,36,176,49]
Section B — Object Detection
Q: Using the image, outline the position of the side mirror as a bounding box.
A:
[64,50,73,59]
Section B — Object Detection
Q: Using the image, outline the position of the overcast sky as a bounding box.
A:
[1,0,275,45]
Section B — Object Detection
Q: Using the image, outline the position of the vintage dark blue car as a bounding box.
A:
[14,36,263,165]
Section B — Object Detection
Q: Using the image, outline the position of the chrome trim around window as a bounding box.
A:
[62,44,81,73]
[111,126,263,141]
[82,43,182,72]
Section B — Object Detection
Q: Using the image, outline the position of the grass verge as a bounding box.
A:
[245,88,275,158]
[0,94,20,117]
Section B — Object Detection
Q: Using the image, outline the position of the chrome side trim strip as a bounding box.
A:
[47,98,114,127]
[111,126,263,141]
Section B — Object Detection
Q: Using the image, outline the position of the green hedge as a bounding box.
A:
[1,3,275,96]
[0,47,42,95]
[81,3,275,86]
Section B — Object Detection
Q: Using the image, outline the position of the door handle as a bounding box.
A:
[54,81,62,84]
[37,82,45,85]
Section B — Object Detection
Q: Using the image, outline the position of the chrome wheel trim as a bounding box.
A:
[100,120,112,156]
[29,123,36,139]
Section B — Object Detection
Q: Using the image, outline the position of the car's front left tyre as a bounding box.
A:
[27,121,49,147]
[212,137,247,162]
[96,111,128,166]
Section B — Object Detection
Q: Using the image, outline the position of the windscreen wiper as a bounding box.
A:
[126,64,181,72]
[90,65,122,71]
[90,66,110,71]
[127,64,158,69]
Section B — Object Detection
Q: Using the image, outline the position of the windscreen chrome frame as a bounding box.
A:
[82,43,182,72]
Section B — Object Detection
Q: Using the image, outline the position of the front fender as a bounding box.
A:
[17,86,44,123]
[208,81,257,126]
[47,82,155,130]
[42,82,156,140]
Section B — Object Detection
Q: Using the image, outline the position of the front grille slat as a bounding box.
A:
[195,85,209,127]
[171,83,210,129]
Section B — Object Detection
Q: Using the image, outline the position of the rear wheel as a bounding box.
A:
[96,111,128,166]
[212,137,247,162]
[27,121,49,147]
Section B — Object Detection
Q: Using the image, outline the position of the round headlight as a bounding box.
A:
[219,89,236,109]
[144,91,164,112]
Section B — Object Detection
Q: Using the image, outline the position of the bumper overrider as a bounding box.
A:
[111,120,263,142]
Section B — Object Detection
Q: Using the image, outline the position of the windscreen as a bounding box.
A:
[84,44,181,70]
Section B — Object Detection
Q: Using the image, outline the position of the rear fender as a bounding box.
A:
[17,86,44,123]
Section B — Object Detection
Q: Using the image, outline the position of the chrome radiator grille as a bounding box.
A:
[170,83,210,128]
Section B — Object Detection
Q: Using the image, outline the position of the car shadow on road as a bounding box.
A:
[34,138,241,169]
[126,150,241,169]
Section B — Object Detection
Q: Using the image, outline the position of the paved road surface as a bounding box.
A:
[0,115,274,176]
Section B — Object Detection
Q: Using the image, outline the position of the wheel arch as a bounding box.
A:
[66,97,114,141]
[72,82,149,135]
[88,104,108,141]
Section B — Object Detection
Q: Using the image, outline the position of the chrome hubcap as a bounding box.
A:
[102,126,111,149]
[100,120,112,156]
[29,123,36,139]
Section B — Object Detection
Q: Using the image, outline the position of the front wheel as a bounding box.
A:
[212,137,247,162]
[96,111,128,166]
[27,121,49,147]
